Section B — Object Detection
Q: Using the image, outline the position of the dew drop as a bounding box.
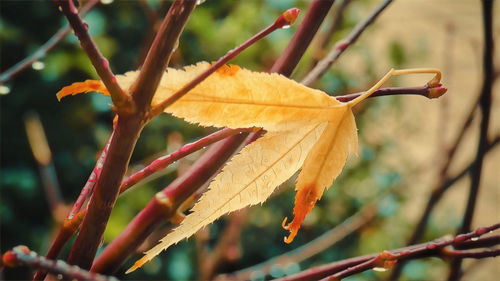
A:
[57,274,63,280]
[471,237,479,241]
[101,0,114,4]
[195,0,206,5]
[203,146,207,149]
[282,24,291,29]
[58,6,62,12]
[373,267,387,272]
[32,60,45,71]
[0,85,11,95]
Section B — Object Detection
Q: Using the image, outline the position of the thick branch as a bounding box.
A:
[271,0,336,76]
[302,0,393,86]
[64,0,196,270]
[53,0,132,113]
[90,133,248,274]
[128,0,196,112]
[67,117,144,269]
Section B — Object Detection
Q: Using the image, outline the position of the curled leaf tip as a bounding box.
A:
[56,80,109,101]
[429,86,447,99]
[276,8,300,28]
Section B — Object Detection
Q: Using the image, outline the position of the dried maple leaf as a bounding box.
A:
[57,62,443,273]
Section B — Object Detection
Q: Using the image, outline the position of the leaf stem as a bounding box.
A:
[302,0,394,86]
[53,0,133,114]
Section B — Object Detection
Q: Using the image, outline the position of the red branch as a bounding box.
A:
[3,246,117,281]
[53,0,132,113]
[64,0,197,270]
[120,127,255,192]
[91,2,333,274]
[151,8,300,115]
[271,0,336,76]
[90,133,249,274]
[277,224,500,281]
[127,0,196,112]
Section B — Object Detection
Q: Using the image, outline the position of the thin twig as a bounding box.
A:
[53,0,132,113]
[388,96,480,280]
[3,246,118,281]
[90,133,249,274]
[276,224,500,281]
[70,129,113,218]
[217,204,377,281]
[0,0,99,84]
[302,0,393,86]
[309,0,353,69]
[448,0,495,279]
[150,8,300,116]
[24,112,64,221]
[120,127,256,192]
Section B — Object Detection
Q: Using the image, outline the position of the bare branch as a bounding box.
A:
[53,0,132,114]
[302,0,393,86]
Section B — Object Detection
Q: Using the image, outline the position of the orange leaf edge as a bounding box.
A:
[282,183,319,243]
[56,80,109,101]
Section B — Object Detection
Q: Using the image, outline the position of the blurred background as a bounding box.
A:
[1,0,499,280]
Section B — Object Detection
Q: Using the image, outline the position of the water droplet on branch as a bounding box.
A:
[32,61,45,71]
[0,85,11,95]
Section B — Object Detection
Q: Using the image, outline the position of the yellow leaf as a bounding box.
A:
[127,122,327,273]
[115,62,342,130]
[56,63,443,273]
[283,111,358,243]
